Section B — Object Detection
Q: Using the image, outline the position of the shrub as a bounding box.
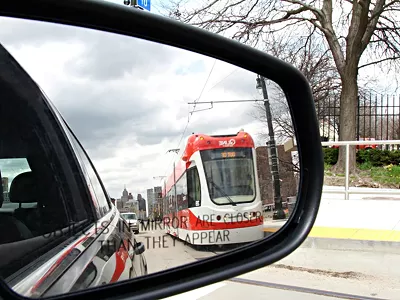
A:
[323,148,400,167]
[356,149,400,166]
[323,148,338,165]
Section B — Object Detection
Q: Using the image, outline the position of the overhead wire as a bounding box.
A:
[159,30,236,182]
[178,59,217,148]
[161,59,217,179]
[204,67,238,94]
[174,62,240,149]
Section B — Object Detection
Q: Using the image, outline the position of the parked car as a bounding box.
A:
[120,212,140,234]
[0,42,147,297]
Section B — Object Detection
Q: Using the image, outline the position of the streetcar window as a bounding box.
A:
[166,189,175,215]
[200,148,256,205]
[176,173,188,210]
[187,167,201,208]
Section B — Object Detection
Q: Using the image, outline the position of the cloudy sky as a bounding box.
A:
[0,1,280,203]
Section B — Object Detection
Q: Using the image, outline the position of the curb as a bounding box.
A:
[263,231,400,254]
[301,237,400,254]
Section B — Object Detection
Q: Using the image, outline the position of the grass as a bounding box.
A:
[324,162,400,188]
[370,164,400,185]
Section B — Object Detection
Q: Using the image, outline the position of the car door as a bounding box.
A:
[48,121,144,290]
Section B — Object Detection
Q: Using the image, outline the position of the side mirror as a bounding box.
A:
[134,242,145,255]
[0,1,324,300]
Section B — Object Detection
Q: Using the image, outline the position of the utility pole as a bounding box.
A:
[256,75,286,220]
[166,149,179,217]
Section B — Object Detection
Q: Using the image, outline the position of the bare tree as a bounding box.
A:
[166,0,400,173]
[250,28,341,143]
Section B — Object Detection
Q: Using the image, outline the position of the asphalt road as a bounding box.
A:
[135,228,400,300]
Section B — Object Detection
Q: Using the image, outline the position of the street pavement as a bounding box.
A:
[135,228,400,300]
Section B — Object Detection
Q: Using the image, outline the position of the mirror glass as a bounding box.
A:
[0,15,299,297]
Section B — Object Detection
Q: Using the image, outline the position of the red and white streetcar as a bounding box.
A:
[161,131,264,246]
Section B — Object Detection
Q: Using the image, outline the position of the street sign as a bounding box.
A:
[136,0,150,11]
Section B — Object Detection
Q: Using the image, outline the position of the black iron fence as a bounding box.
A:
[316,93,400,150]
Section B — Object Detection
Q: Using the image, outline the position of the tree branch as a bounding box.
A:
[358,55,400,69]
[361,0,385,52]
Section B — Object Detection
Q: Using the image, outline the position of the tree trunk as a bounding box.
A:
[334,70,358,174]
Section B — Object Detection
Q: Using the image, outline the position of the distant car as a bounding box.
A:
[0,42,147,297]
[121,212,140,234]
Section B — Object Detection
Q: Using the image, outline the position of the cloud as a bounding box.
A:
[0,17,81,48]
[0,15,290,201]
[65,35,180,81]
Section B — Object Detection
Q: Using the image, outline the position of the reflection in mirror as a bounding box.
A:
[0,15,299,297]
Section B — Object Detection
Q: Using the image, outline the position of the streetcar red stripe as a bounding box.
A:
[163,210,263,230]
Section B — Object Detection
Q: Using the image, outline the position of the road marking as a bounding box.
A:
[163,282,226,300]
[229,277,386,300]
[264,226,400,242]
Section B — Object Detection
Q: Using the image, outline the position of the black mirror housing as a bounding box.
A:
[0,1,324,299]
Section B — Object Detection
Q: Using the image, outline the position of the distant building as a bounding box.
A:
[137,193,147,219]
[120,186,129,207]
[154,186,163,219]
[116,198,122,210]
[147,188,154,206]
[138,196,146,211]
[2,177,8,193]
[1,177,9,203]
[117,186,138,213]
[256,145,297,206]
[154,186,162,197]
[124,199,136,213]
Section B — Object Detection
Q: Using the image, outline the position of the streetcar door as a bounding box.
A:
[171,192,178,236]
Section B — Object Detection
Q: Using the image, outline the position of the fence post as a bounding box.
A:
[345,144,350,200]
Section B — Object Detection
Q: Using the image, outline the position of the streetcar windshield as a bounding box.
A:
[201,148,256,205]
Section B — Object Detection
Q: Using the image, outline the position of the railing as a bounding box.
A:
[321,140,400,200]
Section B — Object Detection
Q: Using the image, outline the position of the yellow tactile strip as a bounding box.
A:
[264,226,400,242]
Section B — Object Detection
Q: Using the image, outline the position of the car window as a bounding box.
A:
[63,127,111,218]
[0,53,88,278]
[122,213,137,220]
[0,158,32,207]
[0,100,72,241]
